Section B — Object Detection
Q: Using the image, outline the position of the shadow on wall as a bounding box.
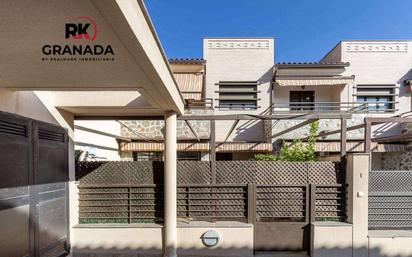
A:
[233,120,265,142]
[314,245,412,257]
[71,245,412,257]
[71,245,253,257]
[228,66,274,142]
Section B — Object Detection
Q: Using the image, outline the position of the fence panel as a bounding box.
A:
[256,185,307,222]
[78,184,247,224]
[369,170,412,229]
[76,160,345,224]
[315,184,346,221]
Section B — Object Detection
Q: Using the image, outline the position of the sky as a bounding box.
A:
[145,0,412,63]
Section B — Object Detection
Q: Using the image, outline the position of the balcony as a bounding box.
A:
[271,101,398,114]
[269,101,401,142]
[185,98,213,109]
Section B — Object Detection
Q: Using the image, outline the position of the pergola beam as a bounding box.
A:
[373,133,412,143]
[340,118,347,158]
[219,119,240,145]
[268,119,318,140]
[180,113,351,121]
[210,120,216,183]
[301,123,365,141]
[365,117,412,123]
[364,117,412,153]
[184,120,200,142]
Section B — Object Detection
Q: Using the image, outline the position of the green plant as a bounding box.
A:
[254,153,277,161]
[255,121,319,162]
[75,149,84,162]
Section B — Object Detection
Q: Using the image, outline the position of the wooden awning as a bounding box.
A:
[119,142,272,152]
[173,73,203,100]
[275,76,354,87]
[285,141,406,153]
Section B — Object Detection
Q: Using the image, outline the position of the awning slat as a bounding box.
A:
[119,142,272,152]
[173,73,203,100]
[285,141,406,153]
[275,77,354,87]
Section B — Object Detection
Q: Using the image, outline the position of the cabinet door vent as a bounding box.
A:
[38,129,65,142]
[0,120,27,137]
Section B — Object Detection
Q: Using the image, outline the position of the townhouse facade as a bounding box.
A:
[1,1,412,256]
[75,39,412,164]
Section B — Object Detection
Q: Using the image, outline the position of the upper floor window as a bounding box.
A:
[289,91,315,111]
[216,81,259,110]
[355,85,396,112]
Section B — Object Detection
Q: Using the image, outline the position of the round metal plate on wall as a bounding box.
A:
[201,230,220,247]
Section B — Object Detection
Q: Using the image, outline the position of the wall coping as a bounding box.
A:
[74,221,252,229]
[369,230,412,238]
[74,223,162,229]
[314,221,352,227]
[178,221,253,228]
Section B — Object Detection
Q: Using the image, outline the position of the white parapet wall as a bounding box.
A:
[312,222,353,257]
[71,222,253,257]
[368,231,412,257]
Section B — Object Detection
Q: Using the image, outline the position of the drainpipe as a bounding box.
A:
[164,111,177,257]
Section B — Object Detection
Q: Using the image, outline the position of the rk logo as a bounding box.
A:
[65,16,97,41]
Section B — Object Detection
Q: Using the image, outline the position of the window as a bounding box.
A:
[355,85,396,112]
[133,152,163,161]
[216,152,233,161]
[177,152,201,161]
[132,152,201,161]
[217,81,259,109]
[289,91,315,110]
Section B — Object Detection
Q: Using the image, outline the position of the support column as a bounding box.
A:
[164,111,177,257]
[340,117,347,158]
[210,120,216,183]
[364,120,371,154]
[346,153,370,257]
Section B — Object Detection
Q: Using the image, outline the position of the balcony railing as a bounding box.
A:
[185,98,213,109]
[271,101,398,113]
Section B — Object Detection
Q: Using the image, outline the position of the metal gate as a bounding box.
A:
[369,170,412,229]
[0,111,69,257]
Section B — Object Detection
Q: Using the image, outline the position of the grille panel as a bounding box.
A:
[0,120,26,137]
[38,128,65,142]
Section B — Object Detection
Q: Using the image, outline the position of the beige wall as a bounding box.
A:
[75,120,121,161]
[319,41,412,138]
[342,41,412,115]
[369,235,412,257]
[0,88,58,124]
[321,41,412,117]
[203,38,274,142]
[312,223,352,257]
[72,224,253,257]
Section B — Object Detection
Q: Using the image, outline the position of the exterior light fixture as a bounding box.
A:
[201,230,220,247]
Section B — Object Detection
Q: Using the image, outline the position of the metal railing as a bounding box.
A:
[185,98,213,109]
[271,101,398,113]
[78,183,346,224]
